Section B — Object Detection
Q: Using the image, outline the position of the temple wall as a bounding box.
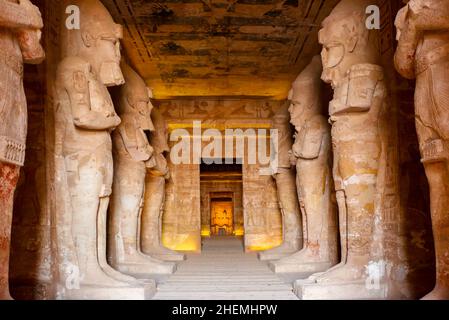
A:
[9,0,61,300]
[157,99,285,252]
[373,0,434,298]
[163,161,201,252]
[4,0,438,300]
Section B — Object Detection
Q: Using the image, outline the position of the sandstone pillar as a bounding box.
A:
[141,108,185,262]
[0,0,44,300]
[395,0,449,300]
[269,56,338,274]
[54,0,154,299]
[295,0,395,299]
[109,63,176,276]
[258,104,302,261]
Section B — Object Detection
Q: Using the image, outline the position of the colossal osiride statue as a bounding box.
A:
[258,104,302,261]
[269,56,338,274]
[141,107,185,262]
[109,63,176,275]
[54,0,154,299]
[395,0,449,300]
[295,0,393,299]
[0,0,44,300]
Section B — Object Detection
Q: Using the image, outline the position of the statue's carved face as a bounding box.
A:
[288,86,317,129]
[135,98,153,131]
[96,28,124,86]
[127,93,154,131]
[318,24,347,86]
[288,100,304,128]
[319,12,364,87]
[81,23,124,86]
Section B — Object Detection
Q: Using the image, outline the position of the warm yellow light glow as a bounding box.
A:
[210,201,233,236]
[201,228,211,237]
[170,241,199,251]
[246,244,278,252]
[233,228,245,236]
[162,233,200,252]
[246,236,282,252]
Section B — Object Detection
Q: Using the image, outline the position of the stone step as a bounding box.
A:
[152,237,298,300]
[154,291,298,300]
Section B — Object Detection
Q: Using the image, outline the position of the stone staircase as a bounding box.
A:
[153,237,298,300]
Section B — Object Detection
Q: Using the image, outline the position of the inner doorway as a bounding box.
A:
[200,159,243,239]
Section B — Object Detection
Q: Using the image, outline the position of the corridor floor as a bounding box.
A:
[153,237,299,300]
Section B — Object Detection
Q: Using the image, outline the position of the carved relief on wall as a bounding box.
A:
[157,99,278,121]
[0,0,45,300]
[394,0,449,300]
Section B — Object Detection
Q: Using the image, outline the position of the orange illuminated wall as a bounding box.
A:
[210,201,233,236]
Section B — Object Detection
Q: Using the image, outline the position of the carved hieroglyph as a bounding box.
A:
[0,0,44,300]
[258,104,302,261]
[141,107,185,262]
[109,62,176,275]
[395,0,449,300]
[270,56,338,273]
[54,0,154,299]
[295,0,393,299]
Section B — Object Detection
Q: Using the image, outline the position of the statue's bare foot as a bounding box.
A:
[421,285,449,300]
[115,252,176,275]
[260,242,299,255]
[0,290,13,300]
[271,247,335,273]
[80,266,134,288]
[100,262,144,285]
[144,245,185,261]
[315,261,367,284]
[308,261,346,282]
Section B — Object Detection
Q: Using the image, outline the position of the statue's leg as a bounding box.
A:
[270,156,336,273]
[316,137,379,283]
[259,170,302,260]
[416,68,449,300]
[97,196,143,284]
[275,170,302,250]
[95,150,142,284]
[67,154,128,287]
[311,143,346,281]
[110,162,175,276]
[142,176,165,252]
[421,160,449,300]
[0,163,20,300]
[141,176,184,261]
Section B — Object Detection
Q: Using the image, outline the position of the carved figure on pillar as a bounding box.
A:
[0,0,44,300]
[395,0,449,300]
[109,62,176,275]
[54,0,154,299]
[269,56,338,274]
[141,107,185,262]
[295,0,392,299]
[258,104,302,261]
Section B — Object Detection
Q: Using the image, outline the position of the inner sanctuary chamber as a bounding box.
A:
[0,0,448,300]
